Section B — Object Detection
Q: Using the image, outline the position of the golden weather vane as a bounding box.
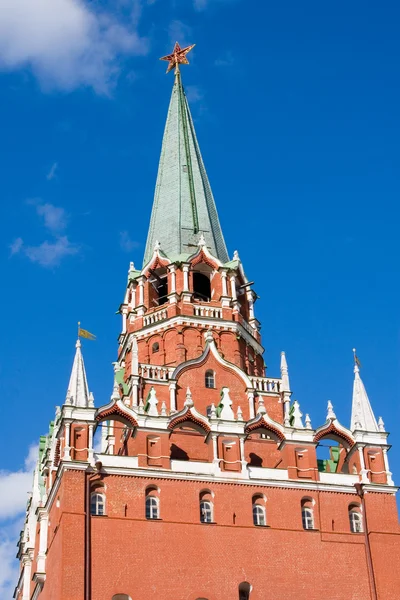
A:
[160,42,196,74]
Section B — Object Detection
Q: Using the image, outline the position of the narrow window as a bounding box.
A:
[238,582,251,600]
[302,507,314,530]
[90,493,105,516]
[252,504,266,527]
[349,506,363,533]
[205,370,215,389]
[200,500,213,523]
[193,272,211,302]
[152,342,159,353]
[146,495,159,519]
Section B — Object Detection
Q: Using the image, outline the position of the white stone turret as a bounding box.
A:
[65,339,92,408]
[281,351,291,426]
[351,360,379,432]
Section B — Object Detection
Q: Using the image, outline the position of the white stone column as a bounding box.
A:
[108,435,115,456]
[122,307,127,334]
[22,556,32,600]
[88,424,94,463]
[137,277,145,316]
[230,275,237,301]
[131,376,139,407]
[247,291,255,321]
[212,434,219,468]
[36,513,48,574]
[221,270,228,296]
[63,423,71,461]
[169,381,177,412]
[283,394,291,427]
[383,448,394,485]
[247,391,255,419]
[129,284,137,310]
[183,265,190,291]
[358,446,369,483]
[169,265,176,293]
[239,437,248,475]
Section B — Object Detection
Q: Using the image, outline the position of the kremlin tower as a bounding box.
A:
[15,44,400,600]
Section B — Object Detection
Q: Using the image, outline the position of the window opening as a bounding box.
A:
[193,272,211,302]
[252,504,266,527]
[90,493,105,516]
[146,495,159,519]
[200,500,213,523]
[238,582,251,600]
[302,507,314,530]
[149,268,168,306]
[349,507,363,533]
[205,370,215,389]
[152,342,159,353]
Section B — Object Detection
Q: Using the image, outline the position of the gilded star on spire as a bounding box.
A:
[160,42,196,74]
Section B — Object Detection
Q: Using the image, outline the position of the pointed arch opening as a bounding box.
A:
[148,266,168,307]
[192,264,212,302]
[238,582,252,600]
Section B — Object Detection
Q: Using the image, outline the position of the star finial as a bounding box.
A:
[160,42,196,74]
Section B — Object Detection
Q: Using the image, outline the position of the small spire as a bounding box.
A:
[305,414,312,429]
[236,406,243,421]
[160,401,167,417]
[327,401,336,420]
[111,381,120,401]
[210,403,217,418]
[350,350,379,432]
[198,233,206,247]
[138,398,145,414]
[154,240,161,252]
[65,339,91,408]
[291,400,304,428]
[378,416,385,432]
[256,396,267,415]
[233,250,239,261]
[147,387,159,416]
[184,387,194,408]
[280,351,291,393]
[219,387,235,420]
[129,261,135,271]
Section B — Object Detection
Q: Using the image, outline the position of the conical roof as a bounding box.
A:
[351,365,379,432]
[143,71,229,266]
[66,339,90,408]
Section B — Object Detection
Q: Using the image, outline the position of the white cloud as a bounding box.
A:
[46,162,58,181]
[0,445,37,521]
[0,531,18,599]
[215,51,234,67]
[9,237,23,256]
[36,202,68,233]
[25,236,79,268]
[185,85,204,104]
[168,20,192,48]
[120,230,139,252]
[193,0,208,9]
[0,0,149,93]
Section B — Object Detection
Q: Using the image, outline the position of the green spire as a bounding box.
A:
[143,71,229,266]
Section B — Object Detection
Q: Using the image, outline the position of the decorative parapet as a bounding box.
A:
[143,307,168,327]
[193,304,222,319]
[139,364,175,381]
[249,376,281,393]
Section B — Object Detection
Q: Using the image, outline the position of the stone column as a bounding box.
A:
[239,437,248,476]
[383,448,394,485]
[169,381,177,413]
[63,423,71,461]
[183,264,190,291]
[22,555,33,600]
[88,424,94,463]
[36,512,48,574]
[247,391,255,420]
[212,434,219,468]
[358,446,369,483]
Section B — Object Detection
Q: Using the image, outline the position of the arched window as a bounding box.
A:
[145,495,159,519]
[90,493,105,516]
[193,272,211,302]
[152,342,159,353]
[238,582,252,600]
[205,370,215,389]
[301,498,314,530]
[199,490,214,523]
[252,494,267,526]
[112,595,132,600]
[349,504,363,533]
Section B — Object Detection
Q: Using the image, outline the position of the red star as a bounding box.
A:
[160,42,196,74]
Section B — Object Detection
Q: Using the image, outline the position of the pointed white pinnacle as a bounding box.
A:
[161,401,167,417]
[292,400,304,428]
[129,261,135,271]
[154,240,161,251]
[210,403,217,418]
[147,387,159,416]
[184,387,194,408]
[236,406,243,421]
[305,413,312,429]
[327,400,336,420]
[138,398,144,414]
[257,396,267,415]
[198,233,206,247]
[233,250,239,260]
[219,387,235,420]
[378,416,385,432]
[111,381,120,401]
[88,392,95,408]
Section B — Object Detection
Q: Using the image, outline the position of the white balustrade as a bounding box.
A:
[143,308,168,327]
[139,364,175,381]
[193,305,222,319]
[249,376,281,393]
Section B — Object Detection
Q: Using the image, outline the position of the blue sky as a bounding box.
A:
[1,0,400,594]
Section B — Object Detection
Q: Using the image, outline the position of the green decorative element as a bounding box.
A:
[317,446,340,473]
[143,72,229,266]
[115,367,129,396]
